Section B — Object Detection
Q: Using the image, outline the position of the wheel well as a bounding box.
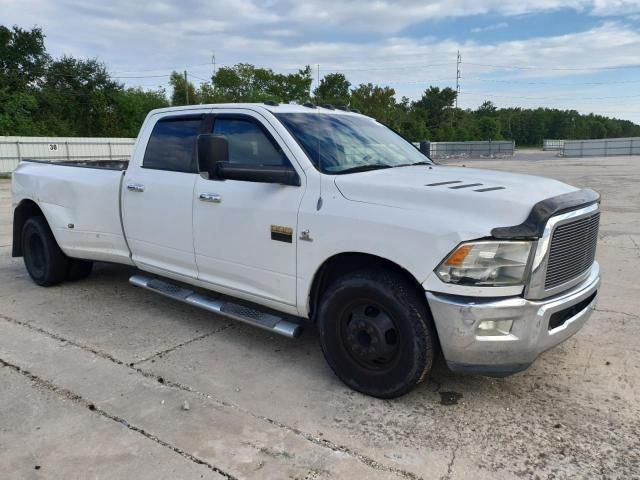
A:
[308,252,424,322]
[12,200,44,257]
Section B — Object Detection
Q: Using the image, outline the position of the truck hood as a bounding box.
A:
[334,164,577,233]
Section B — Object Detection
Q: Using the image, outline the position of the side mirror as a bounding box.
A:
[217,163,301,186]
[198,134,228,178]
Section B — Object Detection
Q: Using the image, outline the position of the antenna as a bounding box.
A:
[456,50,462,108]
[184,70,189,104]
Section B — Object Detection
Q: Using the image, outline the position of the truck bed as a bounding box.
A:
[22,158,129,171]
[12,160,133,265]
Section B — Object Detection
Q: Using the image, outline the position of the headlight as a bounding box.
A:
[436,241,533,286]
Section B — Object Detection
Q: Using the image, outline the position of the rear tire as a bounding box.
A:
[22,216,70,286]
[317,268,436,398]
[66,259,93,281]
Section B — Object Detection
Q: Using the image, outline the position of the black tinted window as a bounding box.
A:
[213,118,286,166]
[143,117,202,172]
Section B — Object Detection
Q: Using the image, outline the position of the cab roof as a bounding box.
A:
[149,102,365,117]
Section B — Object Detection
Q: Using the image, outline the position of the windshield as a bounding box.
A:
[275,113,431,174]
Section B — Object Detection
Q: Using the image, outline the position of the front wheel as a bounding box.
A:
[317,269,436,398]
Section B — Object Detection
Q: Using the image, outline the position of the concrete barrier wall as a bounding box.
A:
[543,139,564,151]
[428,140,515,158]
[0,136,135,173]
[562,137,640,157]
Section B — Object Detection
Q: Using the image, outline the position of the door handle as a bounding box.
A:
[199,193,222,203]
[127,183,145,192]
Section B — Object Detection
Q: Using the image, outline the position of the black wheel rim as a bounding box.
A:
[339,301,401,373]
[26,232,46,278]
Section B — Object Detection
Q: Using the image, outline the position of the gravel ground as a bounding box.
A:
[1,152,639,479]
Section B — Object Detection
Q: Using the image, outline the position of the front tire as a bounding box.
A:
[22,216,70,286]
[317,269,436,398]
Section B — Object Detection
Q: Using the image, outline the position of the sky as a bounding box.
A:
[3,0,640,123]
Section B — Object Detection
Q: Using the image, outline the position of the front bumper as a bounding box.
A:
[426,262,600,376]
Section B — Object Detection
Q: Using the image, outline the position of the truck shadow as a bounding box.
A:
[86,262,529,405]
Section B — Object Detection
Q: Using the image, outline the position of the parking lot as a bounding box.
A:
[1,153,639,479]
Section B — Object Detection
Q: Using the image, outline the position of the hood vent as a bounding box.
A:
[449,183,483,189]
[425,180,462,186]
[425,181,506,193]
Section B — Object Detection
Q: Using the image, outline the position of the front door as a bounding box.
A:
[193,112,304,307]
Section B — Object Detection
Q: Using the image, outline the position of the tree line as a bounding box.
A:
[2,25,639,145]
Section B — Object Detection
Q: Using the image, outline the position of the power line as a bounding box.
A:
[460,77,640,86]
[111,60,458,76]
[111,74,171,79]
[460,91,640,101]
[465,61,640,72]
[188,73,211,83]
[110,61,215,74]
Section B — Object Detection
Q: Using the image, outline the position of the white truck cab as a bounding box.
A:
[11,103,601,398]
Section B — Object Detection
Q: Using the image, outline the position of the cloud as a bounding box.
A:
[2,0,640,122]
[591,0,640,15]
[471,22,509,33]
[274,0,640,33]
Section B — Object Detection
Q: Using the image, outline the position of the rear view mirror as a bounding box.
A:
[198,134,228,178]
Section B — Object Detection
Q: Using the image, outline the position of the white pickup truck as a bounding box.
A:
[11,103,601,398]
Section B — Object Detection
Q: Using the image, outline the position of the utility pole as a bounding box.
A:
[317,64,320,90]
[456,50,462,109]
[212,53,216,78]
[184,70,189,104]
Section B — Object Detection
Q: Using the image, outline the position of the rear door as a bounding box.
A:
[122,114,206,278]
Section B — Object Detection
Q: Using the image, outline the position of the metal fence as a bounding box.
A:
[0,136,135,173]
[562,137,640,157]
[543,139,564,151]
[427,140,515,158]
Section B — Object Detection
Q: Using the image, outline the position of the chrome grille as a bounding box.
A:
[545,212,600,290]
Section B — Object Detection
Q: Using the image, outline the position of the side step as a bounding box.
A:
[129,275,302,338]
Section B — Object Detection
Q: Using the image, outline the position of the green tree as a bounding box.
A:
[39,56,123,136]
[206,63,312,103]
[477,117,502,140]
[113,87,169,137]
[0,88,42,135]
[270,66,313,103]
[476,100,497,116]
[0,25,50,135]
[2,24,640,143]
[0,25,50,91]
[313,73,351,107]
[350,83,398,126]
[169,71,199,106]
[587,119,607,138]
[413,87,457,135]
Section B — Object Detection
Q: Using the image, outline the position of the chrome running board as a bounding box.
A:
[129,274,302,338]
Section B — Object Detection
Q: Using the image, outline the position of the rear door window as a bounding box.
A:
[143,116,202,172]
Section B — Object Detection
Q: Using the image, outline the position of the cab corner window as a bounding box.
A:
[143,117,202,172]
[213,118,287,167]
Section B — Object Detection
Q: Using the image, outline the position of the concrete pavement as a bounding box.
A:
[1,154,639,479]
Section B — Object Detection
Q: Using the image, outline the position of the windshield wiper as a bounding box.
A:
[333,164,394,175]
[394,160,433,168]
